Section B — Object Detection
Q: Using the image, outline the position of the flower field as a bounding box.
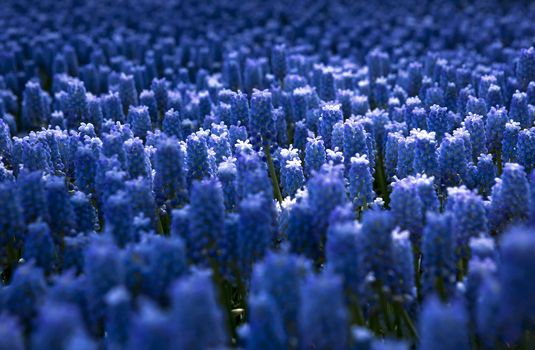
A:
[0,0,534,349]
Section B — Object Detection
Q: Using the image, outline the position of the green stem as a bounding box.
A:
[436,277,447,302]
[263,141,283,203]
[375,153,389,205]
[377,285,394,333]
[155,210,164,234]
[159,208,170,234]
[413,245,422,302]
[395,302,419,341]
[349,296,366,326]
[368,311,382,336]
[457,257,468,281]
[394,306,403,338]
[520,330,535,350]
[497,148,503,176]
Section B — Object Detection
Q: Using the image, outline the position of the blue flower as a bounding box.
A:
[390,229,416,302]
[31,301,91,350]
[446,186,488,257]
[105,286,131,348]
[421,212,457,298]
[412,129,438,177]
[17,170,49,224]
[489,163,529,232]
[418,296,470,350]
[0,314,24,350]
[427,105,449,142]
[438,133,467,188]
[128,105,152,140]
[495,226,535,343]
[169,270,227,349]
[464,114,487,162]
[2,263,47,325]
[281,158,305,197]
[502,120,521,164]
[0,181,25,245]
[320,102,343,149]
[326,222,364,297]
[22,81,49,130]
[286,198,319,260]
[390,176,424,244]
[187,179,225,265]
[251,249,311,345]
[140,90,158,124]
[396,135,415,179]
[84,239,123,326]
[348,154,375,207]
[245,292,287,350]
[485,107,508,154]
[299,271,349,350]
[119,74,138,113]
[516,47,535,90]
[360,210,396,287]
[66,80,89,129]
[475,153,496,196]
[516,127,535,172]
[70,191,97,233]
[186,132,212,186]
[45,176,75,238]
[238,192,274,278]
[151,78,169,117]
[103,92,125,123]
[319,66,337,102]
[510,91,532,128]
[304,136,326,177]
[271,44,287,81]
[153,136,187,205]
[343,118,369,172]
[124,137,151,179]
[249,89,275,143]
[104,190,134,247]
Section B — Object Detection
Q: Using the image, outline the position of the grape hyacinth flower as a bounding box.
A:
[446,186,488,257]
[489,163,529,232]
[250,249,311,346]
[31,301,92,350]
[0,314,24,350]
[304,136,326,177]
[494,226,535,343]
[502,120,521,164]
[299,271,349,350]
[119,74,138,113]
[418,296,470,350]
[412,129,438,177]
[105,286,132,349]
[23,221,56,273]
[84,239,124,327]
[237,192,274,278]
[319,102,343,149]
[390,177,424,244]
[187,179,225,265]
[359,210,396,288]
[326,222,363,299]
[128,105,152,140]
[153,136,187,205]
[281,158,305,198]
[169,270,227,349]
[2,263,47,325]
[348,154,375,208]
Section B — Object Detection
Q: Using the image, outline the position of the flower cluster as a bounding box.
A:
[0,0,534,349]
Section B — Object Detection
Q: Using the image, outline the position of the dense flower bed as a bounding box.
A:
[0,0,534,349]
